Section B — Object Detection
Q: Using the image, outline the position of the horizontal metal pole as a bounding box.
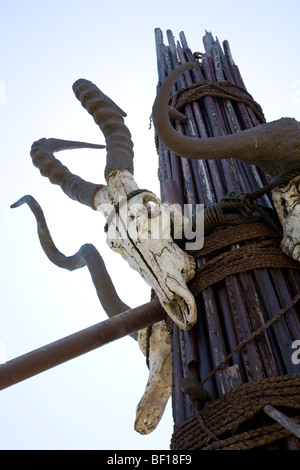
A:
[0,299,166,391]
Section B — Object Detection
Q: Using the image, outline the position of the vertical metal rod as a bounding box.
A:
[155,28,300,450]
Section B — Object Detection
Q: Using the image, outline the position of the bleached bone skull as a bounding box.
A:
[97,177,196,329]
[272,175,300,261]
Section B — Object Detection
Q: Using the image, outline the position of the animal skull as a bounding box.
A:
[23,78,198,435]
[272,175,300,261]
[18,63,300,437]
[30,79,197,331]
[96,170,196,330]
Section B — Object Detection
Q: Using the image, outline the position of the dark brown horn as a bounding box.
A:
[10,195,138,339]
[152,63,300,177]
[72,79,134,180]
[30,138,105,209]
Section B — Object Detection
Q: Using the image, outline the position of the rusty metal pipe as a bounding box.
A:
[0,300,165,391]
[264,405,300,439]
[172,324,187,425]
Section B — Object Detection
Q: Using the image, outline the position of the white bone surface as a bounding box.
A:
[95,170,197,330]
[272,175,300,262]
[134,320,172,434]
[94,169,197,433]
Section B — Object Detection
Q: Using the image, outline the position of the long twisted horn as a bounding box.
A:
[31,138,105,209]
[72,79,134,180]
[31,79,134,209]
[152,63,300,177]
[12,195,131,315]
[11,195,137,339]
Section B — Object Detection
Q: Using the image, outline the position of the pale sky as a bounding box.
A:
[0,0,300,450]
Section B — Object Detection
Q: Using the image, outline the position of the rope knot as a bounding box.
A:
[220,190,255,219]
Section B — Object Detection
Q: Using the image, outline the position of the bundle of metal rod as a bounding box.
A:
[154,28,300,450]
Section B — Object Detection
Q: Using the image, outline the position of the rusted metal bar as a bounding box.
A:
[0,300,165,391]
[264,405,300,439]
[224,276,265,381]
[194,300,218,401]
[254,269,299,374]
[200,287,235,395]
[215,284,246,380]
[270,269,300,340]
[172,323,187,425]
[239,272,280,377]
[178,329,194,419]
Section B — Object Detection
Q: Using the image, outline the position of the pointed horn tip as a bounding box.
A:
[31,138,105,153]
[11,196,27,209]
[10,195,35,209]
[10,200,21,209]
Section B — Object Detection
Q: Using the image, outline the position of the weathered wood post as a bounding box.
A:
[154,28,300,450]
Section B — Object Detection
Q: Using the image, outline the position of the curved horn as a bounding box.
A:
[152,63,300,177]
[72,79,134,180]
[11,195,138,339]
[31,138,106,209]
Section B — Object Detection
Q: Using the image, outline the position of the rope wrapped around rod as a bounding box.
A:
[171,374,300,450]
